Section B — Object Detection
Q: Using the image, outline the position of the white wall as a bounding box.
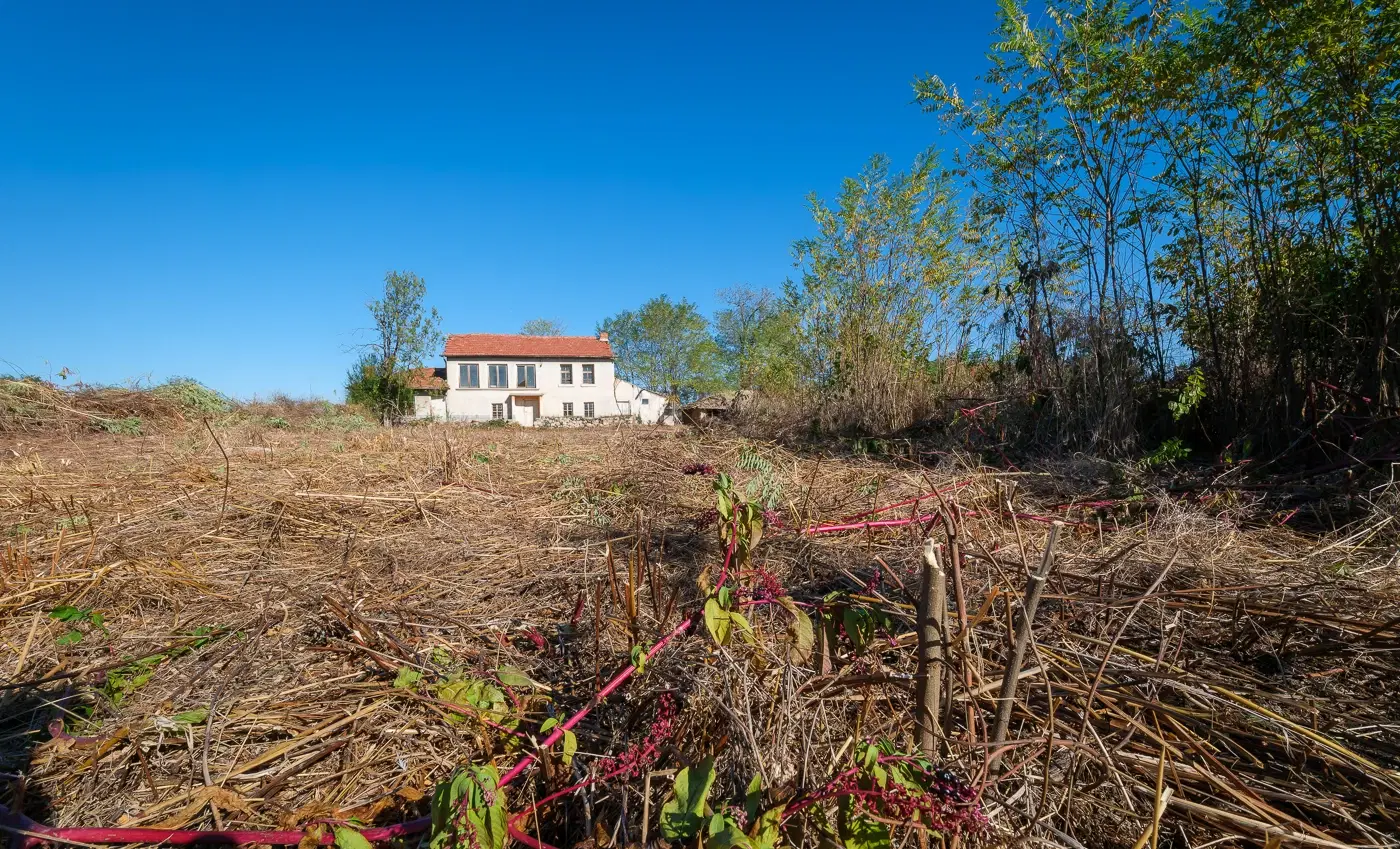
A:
[443,358,628,423]
[614,379,668,424]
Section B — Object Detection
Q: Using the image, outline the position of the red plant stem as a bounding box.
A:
[829,481,972,526]
[495,613,696,788]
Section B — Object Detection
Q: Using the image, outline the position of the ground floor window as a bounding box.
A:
[491,403,504,420]
[562,402,574,417]
[584,402,595,418]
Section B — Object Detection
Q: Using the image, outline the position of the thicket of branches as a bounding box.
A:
[605,0,1397,463]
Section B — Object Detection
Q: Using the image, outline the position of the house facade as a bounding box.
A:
[411,333,667,425]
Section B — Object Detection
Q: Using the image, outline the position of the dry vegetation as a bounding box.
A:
[1,396,1398,848]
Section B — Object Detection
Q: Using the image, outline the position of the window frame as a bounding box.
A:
[516,364,536,388]
[582,364,595,385]
[488,363,508,388]
[559,364,573,385]
[562,402,574,417]
[459,363,479,389]
[491,403,505,420]
[583,402,595,418]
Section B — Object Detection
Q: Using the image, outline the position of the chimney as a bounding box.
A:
[598,332,609,343]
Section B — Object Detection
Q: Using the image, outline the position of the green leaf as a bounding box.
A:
[749,805,784,849]
[631,644,647,674]
[393,667,423,689]
[429,765,507,849]
[778,598,814,664]
[171,708,209,725]
[729,611,757,645]
[838,796,891,849]
[333,826,373,849]
[561,727,578,766]
[56,630,83,647]
[704,598,732,646]
[49,605,86,623]
[495,665,537,690]
[660,756,717,840]
[744,773,763,824]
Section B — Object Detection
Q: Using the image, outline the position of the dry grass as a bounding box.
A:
[1,419,1397,848]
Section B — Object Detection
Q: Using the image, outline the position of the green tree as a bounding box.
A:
[520,318,566,336]
[358,271,442,420]
[712,285,798,393]
[600,296,721,404]
[785,151,969,432]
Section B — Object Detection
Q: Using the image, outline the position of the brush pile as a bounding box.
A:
[1,421,1397,848]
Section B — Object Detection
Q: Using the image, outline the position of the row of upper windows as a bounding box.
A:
[457,363,595,389]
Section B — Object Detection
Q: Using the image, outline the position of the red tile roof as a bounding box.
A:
[406,367,449,390]
[443,333,613,359]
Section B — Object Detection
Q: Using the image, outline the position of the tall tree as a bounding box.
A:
[600,296,721,404]
[366,271,442,378]
[357,271,442,420]
[712,285,798,393]
[786,151,969,433]
[520,318,566,336]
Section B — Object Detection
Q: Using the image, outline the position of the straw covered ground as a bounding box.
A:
[1,417,1398,848]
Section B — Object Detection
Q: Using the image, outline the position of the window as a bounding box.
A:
[516,364,536,388]
[641,397,649,405]
[559,364,573,385]
[583,402,595,418]
[491,403,504,420]
[582,364,595,385]
[459,363,479,388]
[562,402,574,417]
[488,364,508,388]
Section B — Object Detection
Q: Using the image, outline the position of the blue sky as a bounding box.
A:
[1,1,996,399]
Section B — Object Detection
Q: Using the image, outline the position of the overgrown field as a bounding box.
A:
[1,420,1397,848]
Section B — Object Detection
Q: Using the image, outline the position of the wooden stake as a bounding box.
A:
[916,539,947,758]
[991,521,1062,754]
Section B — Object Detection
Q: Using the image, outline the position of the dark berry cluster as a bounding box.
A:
[692,507,720,528]
[681,462,717,476]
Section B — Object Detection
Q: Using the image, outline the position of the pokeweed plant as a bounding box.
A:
[429,764,508,849]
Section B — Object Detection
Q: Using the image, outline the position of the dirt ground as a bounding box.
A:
[2,422,1398,848]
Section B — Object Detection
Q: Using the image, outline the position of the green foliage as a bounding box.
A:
[365,270,443,377]
[786,151,968,433]
[601,295,722,404]
[393,666,423,689]
[49,604,106,646]
[308,409,374,431]
[1169,368,1206,422]
[435,678,513,728]
[713,286,800,393]
[101,626,221,704]
[98,416,143,436]
[538,716,578,766]
[520,318,566,336]
[344,353,414,421]
[660,756,717,840]
[1145,437,1191,467]
[152,378,231,415]
[429,765,508,849]
[333,826,373,849]
[736,446,783,510]
[265,416,289,428]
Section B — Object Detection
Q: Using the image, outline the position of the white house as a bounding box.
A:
[411,332,667,426]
